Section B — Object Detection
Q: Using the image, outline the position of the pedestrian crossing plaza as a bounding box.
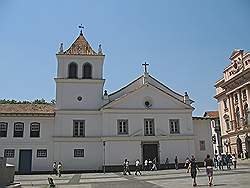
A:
[15,165,250,188]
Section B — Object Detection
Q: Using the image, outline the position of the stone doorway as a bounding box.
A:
[142,142,159,164]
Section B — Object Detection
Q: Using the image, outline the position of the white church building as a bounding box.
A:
[0,30,213,173]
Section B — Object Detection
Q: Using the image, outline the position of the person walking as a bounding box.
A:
[144,159,148,171]
[57,162,63,177]
[52,161,57,175]
[165,157,169,169]
[135,159,142,175]
[204,154,214,186]
[213,154,218,170]
[175,156,179,170]
[188,155,200,187]
[123,159,131,175]
[225,153,231,170]
[232,154,237,169]
[148,159,152,170]
[185,157,190,173]
[151,158,157,171]
[123,159,127,175]
[217,154,223,170]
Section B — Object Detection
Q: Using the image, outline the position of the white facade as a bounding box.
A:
[193,118,214,162]
[0,32,213,173]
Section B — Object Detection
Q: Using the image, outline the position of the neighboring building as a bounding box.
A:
[215,49,250,158]
[203,111,223,154]
[1,30,213,173]
[193,117,214,160]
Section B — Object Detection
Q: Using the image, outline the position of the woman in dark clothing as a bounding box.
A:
[188,155,200,187]
[204,154,214,186]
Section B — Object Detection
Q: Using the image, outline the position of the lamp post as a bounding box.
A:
[103,141,106,174]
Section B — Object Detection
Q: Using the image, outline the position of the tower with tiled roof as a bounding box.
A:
[55,29,105,110]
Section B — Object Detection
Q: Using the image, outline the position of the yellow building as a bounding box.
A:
[215,49,250,158]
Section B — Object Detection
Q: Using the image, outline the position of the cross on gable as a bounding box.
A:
[142,62,149,74]
[78,24,84,35]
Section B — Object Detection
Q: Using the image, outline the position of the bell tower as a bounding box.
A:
[55,29,105,110]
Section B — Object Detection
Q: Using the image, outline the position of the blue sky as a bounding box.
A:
[0,0,249,116]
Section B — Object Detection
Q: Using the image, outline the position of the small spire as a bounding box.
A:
[104,90,108,96]
[59,43,64,54]
[184,91,190,105]
[98,44,103,55]
[103,90,109,101]
[78,24,84,36]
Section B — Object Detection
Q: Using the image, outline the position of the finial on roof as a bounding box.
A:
[184,91,190,105]
[78,24,84,36]
[104,90,108,96]
[59,43,64,54]
[98,44,103,55]
[103,90,109,101]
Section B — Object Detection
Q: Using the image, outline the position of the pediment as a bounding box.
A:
[102,84,192,110]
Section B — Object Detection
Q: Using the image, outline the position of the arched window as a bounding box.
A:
[0,122,8,137]
[68,62,78,78]
[30,122,40,138]
[82,63,92,79]
[14,122,24,137]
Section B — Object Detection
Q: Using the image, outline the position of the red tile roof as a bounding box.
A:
[0,104,55,114]
[203,111,219,118]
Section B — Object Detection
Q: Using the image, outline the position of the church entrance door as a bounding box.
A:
[142,142,159,164]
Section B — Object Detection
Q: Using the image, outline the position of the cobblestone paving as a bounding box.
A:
[15,166,250,188]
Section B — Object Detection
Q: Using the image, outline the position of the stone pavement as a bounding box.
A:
[15,166,250,188]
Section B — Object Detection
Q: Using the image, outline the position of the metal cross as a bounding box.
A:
[142,62,149,74]
[78,24,84,35]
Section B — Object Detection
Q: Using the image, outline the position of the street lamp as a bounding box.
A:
[103,141,106,174]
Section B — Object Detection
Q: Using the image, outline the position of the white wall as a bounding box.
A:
[54,141,103,170]
[54,112,102,137]
[102,111,193,137]
[105,141,141,165]
[0,116,54,171]
[160,139,195,164]
[55,81,104,110]
[110,85,189,110]
[193,118,213,162]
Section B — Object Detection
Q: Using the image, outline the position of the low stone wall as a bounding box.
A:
[0,157,15,186]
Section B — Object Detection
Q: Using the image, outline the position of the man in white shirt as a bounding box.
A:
[135,159,142,175]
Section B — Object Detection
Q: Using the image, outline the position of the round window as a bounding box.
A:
[144,101,152,108]
[77,96,83,101]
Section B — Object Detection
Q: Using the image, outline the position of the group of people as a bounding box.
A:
[53,152,239,186]
[213,153,237,170]
[52,161,63,177]
[143,158,158,171]
[123,158,158,175]
[123,158,142,175]
[185,154,214,187]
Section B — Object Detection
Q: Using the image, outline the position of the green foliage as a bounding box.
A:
[0,98,56,104]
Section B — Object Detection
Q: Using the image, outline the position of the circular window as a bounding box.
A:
[144,100,152,108]
[77,96,83,101]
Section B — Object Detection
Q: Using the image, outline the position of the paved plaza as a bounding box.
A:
[14,164,250,188]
